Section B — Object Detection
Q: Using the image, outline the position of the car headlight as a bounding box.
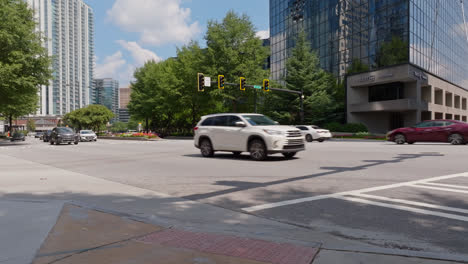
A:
[263,129,284,135]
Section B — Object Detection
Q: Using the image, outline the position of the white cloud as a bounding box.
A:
[95,51,126,79]
[107,0,201,46]
[256,29,270,39]
[117,40,162,65]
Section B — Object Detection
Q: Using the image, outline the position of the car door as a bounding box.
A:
[406,121,432,142]
[223,115,247,151]
[418,122,438,141]
[296,126,309,137]
[210,116,229,150]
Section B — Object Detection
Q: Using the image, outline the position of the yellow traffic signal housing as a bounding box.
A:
[197,73,204,92]
[240,77,246,91]
[263,79,270,92]
[218,75,225,89]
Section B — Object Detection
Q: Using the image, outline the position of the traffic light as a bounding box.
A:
[197,73,204,92]
[218,75,225,89]
[263,79,270,92]
[240,77,246,91]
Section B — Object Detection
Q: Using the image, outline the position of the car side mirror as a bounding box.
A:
[235,121,246,127]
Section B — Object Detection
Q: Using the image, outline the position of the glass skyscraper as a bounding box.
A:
[27,0,95,116]
[94,78,119,123]
[270,0,468,133]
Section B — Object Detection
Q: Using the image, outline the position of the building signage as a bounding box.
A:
[358,75,376,83]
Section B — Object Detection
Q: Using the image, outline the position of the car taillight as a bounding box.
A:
[193,127,198,131]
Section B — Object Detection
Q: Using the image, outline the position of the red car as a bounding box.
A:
[387,120,468,145]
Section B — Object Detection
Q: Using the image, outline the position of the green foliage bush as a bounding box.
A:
[323,122,368,133]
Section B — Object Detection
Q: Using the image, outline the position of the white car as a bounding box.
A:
[79,130,97,142]
[194,113,305,161]
[296,125,332,142]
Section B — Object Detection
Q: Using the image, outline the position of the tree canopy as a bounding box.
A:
[0,0,52,123]
[63,105,114,132]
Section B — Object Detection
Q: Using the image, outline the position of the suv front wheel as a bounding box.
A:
[249,139,267,161]
[200,139,214,157]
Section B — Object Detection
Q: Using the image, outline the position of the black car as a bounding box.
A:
[10,131,25,142]
[35,132,44,138]
[49,127,79,145]
[43,130,52,142]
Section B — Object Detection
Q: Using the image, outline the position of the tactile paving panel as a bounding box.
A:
[137,229,319,264]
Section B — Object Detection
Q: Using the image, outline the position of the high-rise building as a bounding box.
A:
[26,0,94,116]
[270,0,468,133]
[94,78,119,122]
[118,87,131,123]
[119,87,131,109]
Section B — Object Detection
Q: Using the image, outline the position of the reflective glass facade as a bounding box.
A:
[409,0,468,89]
[270,0,468,89]
[94,78,119,122]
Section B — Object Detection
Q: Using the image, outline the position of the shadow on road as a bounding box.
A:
[182,153,444,201]
[183,153,298,162]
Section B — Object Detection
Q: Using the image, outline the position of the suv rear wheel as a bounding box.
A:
[249,139,267,161]
[200,139,214,157]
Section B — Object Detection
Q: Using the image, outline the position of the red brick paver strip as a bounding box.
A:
[137,229,319,264]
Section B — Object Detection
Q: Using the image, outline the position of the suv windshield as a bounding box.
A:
[80,130,92,134]
[242,115,277,126]
[57,127,74,133]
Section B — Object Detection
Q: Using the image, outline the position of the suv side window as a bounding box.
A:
[213,116,229,126]
[227,116,242,126]
[201,117,215,126]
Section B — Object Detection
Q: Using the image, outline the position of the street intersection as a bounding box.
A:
[1,138,468,262]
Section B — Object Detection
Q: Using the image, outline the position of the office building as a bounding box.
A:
[119,87,131,109]
[94,78,119,122]
[270,0,468,133]
[118,87,131,123]
[26,0,94,116]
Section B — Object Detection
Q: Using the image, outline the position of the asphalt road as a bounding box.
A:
[2,137,468,256]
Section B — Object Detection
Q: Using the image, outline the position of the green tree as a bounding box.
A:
[283,31,335,124]
[110,121,127,133]
[128,59,180,133]
[204,11,269,112]
[377,36,408,67]
[26,119,36,132]
[63,105,114,132]
[347,58,370,74]
[0,0,52,131]
[175,42,223,129]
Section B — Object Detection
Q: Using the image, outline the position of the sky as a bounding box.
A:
[85,0,269,87]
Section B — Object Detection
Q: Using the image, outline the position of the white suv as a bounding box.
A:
[194,113,305,161]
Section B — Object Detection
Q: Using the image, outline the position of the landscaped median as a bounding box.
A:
[99,132,160,141]
[332,132,387,140]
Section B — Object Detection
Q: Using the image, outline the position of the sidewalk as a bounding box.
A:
[31,204,460,264]
[1,153,466,264]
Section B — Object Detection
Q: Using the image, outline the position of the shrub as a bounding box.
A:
[342,123,368,133]
[323,122,343,132]
[355,131,370,137]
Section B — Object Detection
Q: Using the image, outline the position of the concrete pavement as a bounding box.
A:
[1,139,468,263]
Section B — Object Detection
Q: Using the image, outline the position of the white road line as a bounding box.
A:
[409,184,468,194]
[241,172,468,212]
[352,193,468,214]
[337,196,468,222]
[418,182,468,190]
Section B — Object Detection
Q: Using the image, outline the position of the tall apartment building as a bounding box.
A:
[26,0,94,116]
[94,78,119,122]
[270,0,468,133]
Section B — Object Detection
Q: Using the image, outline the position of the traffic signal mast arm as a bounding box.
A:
[204,76,303,95]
